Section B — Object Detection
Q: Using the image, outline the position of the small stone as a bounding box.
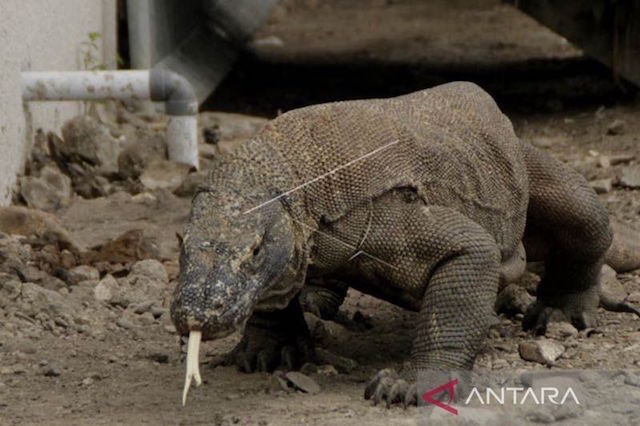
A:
[88,229,160,264]
[315,348,359,374]
[130,259,168,283]
[317,365,338,376]
[627,292,640,304]
[589,178,612,194]
[137,311,155,325]
[174,171,208,197]
[150,306,166,319]
[606,119,626,135]
[5,364,26,375]
[18,341,38,354]
[619,165,640,189]
[599,264,627,303]
[530,137,554,149]
[61,116,121,175]
[491,359,509,370]
[147,352,169,364]
[284,371,321,394]
[526,409,555,424]
[624,372,640,387]
[43,367,61,377]
[0,206,78,252]
[203,126,220,145]
[68,265,100,285]
[545,322,578,340]
[519,339,565,365]
[131,192,157,204]
[140,159,192,192]
[609,153,635,165]
[117,131,167,179]
[59,250,75,270]
[270,372,292,393]
[116,318,135,330]
[19,165,72,212]
[164,325,176,334]
[132,301,154,314]
[495,283,535,315]
[94,274,118,302]
[300,362,318,375]
[82,377,94,386]
[597,155,611,168]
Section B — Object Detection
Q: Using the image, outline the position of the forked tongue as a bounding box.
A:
[182,330,202,406]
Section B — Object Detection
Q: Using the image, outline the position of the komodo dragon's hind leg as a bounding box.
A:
[521,143,613,333]
[357,199,500,407]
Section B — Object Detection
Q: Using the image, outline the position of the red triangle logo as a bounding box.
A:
[422,378,458,415]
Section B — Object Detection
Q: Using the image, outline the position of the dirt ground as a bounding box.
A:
[2,1,640,425]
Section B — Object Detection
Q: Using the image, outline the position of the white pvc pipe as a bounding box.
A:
[21,71,199,170]
[22,71,150,101]
[167,116,199,168]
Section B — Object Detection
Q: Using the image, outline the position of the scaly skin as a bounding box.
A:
[172,82,640,407]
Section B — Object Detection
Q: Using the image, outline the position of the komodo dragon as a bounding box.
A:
[172,82,640,406]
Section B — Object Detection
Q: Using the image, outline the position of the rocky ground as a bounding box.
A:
[0,94,639,425]
[2,1,640,425]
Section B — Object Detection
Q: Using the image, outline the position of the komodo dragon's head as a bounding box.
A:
[170,185,305,405]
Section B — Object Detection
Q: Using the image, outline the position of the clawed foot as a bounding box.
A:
[364,369,418,407]
[225,323,314,373]
[523,294,598,334]
[365,367,471,409]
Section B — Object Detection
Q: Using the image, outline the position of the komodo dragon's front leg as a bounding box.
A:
[341,193,501,407]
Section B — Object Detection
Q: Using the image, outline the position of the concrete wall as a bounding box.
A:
[0,0,117,205]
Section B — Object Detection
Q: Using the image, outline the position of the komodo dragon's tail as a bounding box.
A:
[606,220,640,273]
[600,219,640,317]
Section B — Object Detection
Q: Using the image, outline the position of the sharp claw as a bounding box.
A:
[182,330,203,407]
[241,354,253,373]
[281,346,296,371]
[389,380,408,406]
[364,380,377,400]
[256,350,275,372]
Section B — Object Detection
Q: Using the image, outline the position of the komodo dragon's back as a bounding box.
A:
[256,82,529,255]
[175,82,640,408]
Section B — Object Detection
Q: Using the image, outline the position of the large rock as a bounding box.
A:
[599,264,627,303]
[0,234,32,279]
[94,274,119,302]
[118,130,167,179]
[60,116,121,176]
[84,229,161,265]
[619,165,640,189]
[68,265,100,285]
[0,206,78,253]
[130,259,168,283]
[13,282,70,320]
[20,165,72,212]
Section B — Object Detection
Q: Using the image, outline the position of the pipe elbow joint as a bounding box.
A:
[150,69,198,116]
